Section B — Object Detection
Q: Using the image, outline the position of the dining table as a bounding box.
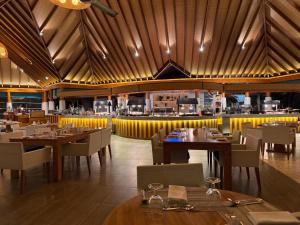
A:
[163,128,232,190]
[101,187,278,225]
[10,128,98,181]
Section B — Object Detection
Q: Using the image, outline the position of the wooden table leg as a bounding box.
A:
[221,145,232,190]
[163,142,171,164]
[10,170,19,179]
[53,143,62,181]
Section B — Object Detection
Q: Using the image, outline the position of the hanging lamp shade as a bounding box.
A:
[0,43,8,58]
[49,0,90,10]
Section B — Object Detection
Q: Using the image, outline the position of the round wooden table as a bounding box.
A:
[102,188,277,225]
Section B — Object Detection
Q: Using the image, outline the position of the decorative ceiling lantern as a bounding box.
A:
[0,43,8,58]
[49,0,90,10]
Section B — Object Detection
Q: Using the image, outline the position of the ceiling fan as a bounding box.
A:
[50,0,118,17]
[80,0,118,17]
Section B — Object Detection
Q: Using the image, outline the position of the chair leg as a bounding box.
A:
[220,166,224,188]
[255,167,261,190]
[97,151,103,166]
[62,156,65,176]
[20,170,26,194]
[0,169,3,175]
[246,167,250,179]
[46,162,50,183]
[108,145,112,159]
[76,156,80,168]
[214,159,218,177]
[287,145,290,160]
[86,156,91,175]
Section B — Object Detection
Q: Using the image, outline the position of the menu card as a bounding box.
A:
[168,185,187,202]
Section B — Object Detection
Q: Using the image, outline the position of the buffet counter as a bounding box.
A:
[47,113,299,139]
[115,116,221,139]
[222,114,300,133]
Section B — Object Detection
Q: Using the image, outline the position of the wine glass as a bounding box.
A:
[206,177,221,200]
[148,183,164,205]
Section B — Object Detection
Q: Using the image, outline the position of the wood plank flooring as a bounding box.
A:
[0,135,300,225]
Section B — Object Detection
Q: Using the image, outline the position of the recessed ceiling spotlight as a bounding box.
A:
[241,43,246,50]
[45,76,49,80]
[199,44,205,52]
[103,54,107,60]
[28,59,33,65]
[166,47,171,55]
[134,50,139,57]
[52,59,56,64]
[20,69,24,73]
[37,79,41,82]
[39,31,44,36]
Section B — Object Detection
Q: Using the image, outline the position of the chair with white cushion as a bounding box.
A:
[137,163,204,190]
[97,128,112,165]
[0,142,51,193]
[62,130,102,175]
[215,133,262,190]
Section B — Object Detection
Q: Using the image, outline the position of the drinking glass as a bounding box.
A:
[206,177,221,200]
[148,183,164,205]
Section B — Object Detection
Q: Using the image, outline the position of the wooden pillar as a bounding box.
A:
[42,91,48,114]
[6,90,12,111]
[59,88,65,112]
[107,95,112,113]
[145,92,150,113]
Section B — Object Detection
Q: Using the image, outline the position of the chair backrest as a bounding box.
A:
[231,130,241,144]
[244,134,262,152]
[0,131,24,143]
[137,163,204,190]
[158,128,166,140]
[262,126,294,144]
[151,133,160,149]
[241,122,252,135]
[0,142,24,170]
[88,130,102,154]
[101,128,111,147]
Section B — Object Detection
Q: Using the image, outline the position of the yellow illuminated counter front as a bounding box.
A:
[222,114,300,133]
[58,116,108,128]
[115,116,222,139]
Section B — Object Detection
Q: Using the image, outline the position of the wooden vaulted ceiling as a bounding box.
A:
[0,57,39,87]
[0,0,299,88]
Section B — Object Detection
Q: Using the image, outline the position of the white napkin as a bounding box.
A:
[248,211,300,225]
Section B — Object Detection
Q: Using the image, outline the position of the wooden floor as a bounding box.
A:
[0,135,300,225]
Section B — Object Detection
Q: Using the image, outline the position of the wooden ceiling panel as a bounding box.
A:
[0,0,299,87]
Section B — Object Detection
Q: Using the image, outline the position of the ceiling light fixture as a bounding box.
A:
[52,59,56,64]
[37,79,41,82]
[199,44,205,52]
[39,31,44,36]
[49,0,90,10]
[241,43,246,50]
[166,47,171,55]
[0,43,8,58]
[134,50,139,58]
[45,76,49,80]
[20,69,24,73]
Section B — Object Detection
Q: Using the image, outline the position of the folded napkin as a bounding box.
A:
[168,185,187,202]
[248,211,300,225]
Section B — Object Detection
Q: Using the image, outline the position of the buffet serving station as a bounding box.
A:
[43,113,300,140]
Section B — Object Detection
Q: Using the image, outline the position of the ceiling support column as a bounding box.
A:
[145,92,151,114]
[6,90,12,111]
[244,92,251,106]
[107,95,112,114]
[42,91,48,114]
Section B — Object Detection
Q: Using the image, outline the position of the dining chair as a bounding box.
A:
[151,133,189,164]
[241,122,252,144]
[0,142,51,193]
[262,126,295,159]
[62,130,102,175]
[232,129,241,144]
[137,163,204,190]
[215,134,262,190]
[158,128,166,141]
[98,128,112,165]
[0,131,24,143]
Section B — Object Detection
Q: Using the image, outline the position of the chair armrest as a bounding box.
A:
[231,144,247,150]
[23,147,51,170]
